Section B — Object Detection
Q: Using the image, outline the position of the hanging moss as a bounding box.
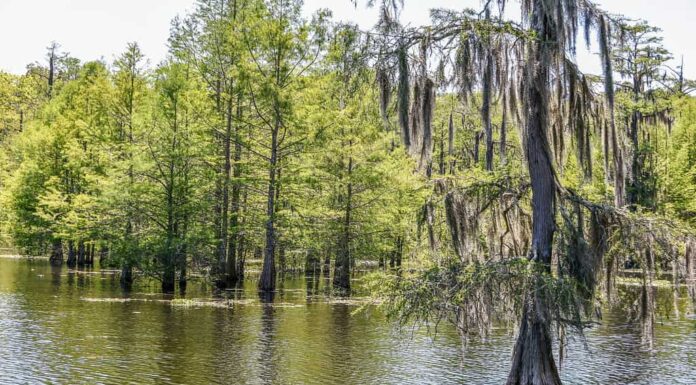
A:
[397,44,411,148]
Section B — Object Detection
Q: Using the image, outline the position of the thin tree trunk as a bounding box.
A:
[396,236,403,268]
[88,243,95,265]
[640,246,655,348]
[627,84,640,208]
[324,250,331,278]
[473,131,481,165]
[483,45,494,171]
[500,93,508,164]
[226,92,244,286]
[686,239,695,299]
[179,244,188,293]
[333,154,353,292]
[259,115,279,292]
[448,112,455,173]
[217,95,233,288]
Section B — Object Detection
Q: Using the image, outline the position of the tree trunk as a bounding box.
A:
[49,239,63,265]
[640,246,655,348]
[259,117,279,292]
[162,258,176,294]
[687,239,696,299]
[77,241,86,267]
[611,119,625,207]
[237,237,246,281]
[426,201,437,251]
[507,296,561,385]
[99,245,108,267]
[89,243,95,265]
[216,96,233,288]
[473,131,481,165]
[48,45,56,98]
[179,244,188,294]
[121,263,133,288]
[67,240,76,267]
[500,93,508,164]
[396,236,403,268]
[439,135,446,175]
[333,155,353,292]
[305,248,320,276]
[448,112,456,173]
[627,86,640,208]
[506,2,561,382]
[482,44,494,171]
[226,93,244,287]
[323,251,331,277]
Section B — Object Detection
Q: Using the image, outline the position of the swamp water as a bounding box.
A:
[1,257,695,384]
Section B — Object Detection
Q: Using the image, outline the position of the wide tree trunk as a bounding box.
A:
[77,241,86,267]
[507,1,561,383]
[67,240,76,267]
[507,295,561,385]
[121,264,133,288]
[162,260,176,294]
[49,239,63,265]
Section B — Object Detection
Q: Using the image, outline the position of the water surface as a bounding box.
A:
[1,258,695,384]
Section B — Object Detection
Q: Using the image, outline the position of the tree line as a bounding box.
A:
[2,1,696,384]
[0,0,422,295]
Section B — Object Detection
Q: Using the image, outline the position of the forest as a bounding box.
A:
[1,0,696,384]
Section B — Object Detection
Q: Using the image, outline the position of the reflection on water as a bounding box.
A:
[0,257,695,385]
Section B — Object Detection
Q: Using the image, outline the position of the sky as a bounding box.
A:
[0,0,694,78]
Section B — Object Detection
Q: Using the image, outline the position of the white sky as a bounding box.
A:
[0,0,694,78]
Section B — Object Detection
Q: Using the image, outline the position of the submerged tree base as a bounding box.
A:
[506,298,562,385]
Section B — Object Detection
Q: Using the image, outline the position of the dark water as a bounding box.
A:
[1,257,695,385]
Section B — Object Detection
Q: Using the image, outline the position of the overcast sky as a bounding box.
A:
[1,0,694,78]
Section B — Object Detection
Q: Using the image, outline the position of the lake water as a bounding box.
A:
[1,257,695,384]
